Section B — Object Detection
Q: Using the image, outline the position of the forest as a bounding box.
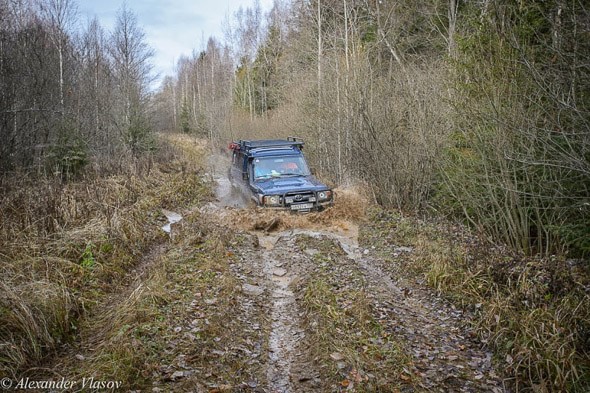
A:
[1,0,589,391]
[3,0,587,256]
[154,0,590,257]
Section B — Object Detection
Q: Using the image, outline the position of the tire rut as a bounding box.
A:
[227,230,322,393]
[207,152,505,392]
[261,234,300,392]
[291,229,505,392]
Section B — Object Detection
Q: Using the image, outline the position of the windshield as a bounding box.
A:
[252,156,311,180]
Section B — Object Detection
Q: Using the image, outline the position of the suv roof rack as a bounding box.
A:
[233,138,305,152]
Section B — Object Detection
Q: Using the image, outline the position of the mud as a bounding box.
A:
[207,150,250,208]
[200,148,504,392]
[261,234,301,392]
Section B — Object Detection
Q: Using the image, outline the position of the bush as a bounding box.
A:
[46,120,89,180]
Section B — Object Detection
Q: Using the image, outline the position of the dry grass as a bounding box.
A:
[295,235,411,392]
[0,134,211,378]
[56,211,266,390]
[0,279,76,371]
[361,209,590,392]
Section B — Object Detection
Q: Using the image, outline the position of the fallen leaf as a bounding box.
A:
[349,368,363,383]
[171,371,185,379]
[330,352,344,361]
[273,268,287,277]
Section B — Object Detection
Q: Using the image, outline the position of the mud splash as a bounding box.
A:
[207,150,250,208]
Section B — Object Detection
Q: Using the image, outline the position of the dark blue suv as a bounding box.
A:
[229,138,333,212]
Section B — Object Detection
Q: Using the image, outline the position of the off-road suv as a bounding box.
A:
[229,137,333,212]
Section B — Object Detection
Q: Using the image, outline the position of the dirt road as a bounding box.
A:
[194,153,505,392]
[46,148,504,392]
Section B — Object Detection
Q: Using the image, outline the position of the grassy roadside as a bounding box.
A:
[0,134,211,379]
[360,208,590,392]
[294,235,411,392]
[53,212,269,391]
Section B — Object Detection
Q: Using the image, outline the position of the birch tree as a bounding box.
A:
[109,4,154,156]
[38,0,77,111]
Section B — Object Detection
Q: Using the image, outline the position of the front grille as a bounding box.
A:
[284,191,315,205]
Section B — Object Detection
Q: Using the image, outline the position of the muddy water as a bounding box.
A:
[207,152,250,208]
[207,161,363,392]
[207,155,302,391]
[205,162,376,392]
[256,228,362,393]
[255,228,367,393]
[260,234,300,392]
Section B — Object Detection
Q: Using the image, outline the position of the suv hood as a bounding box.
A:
[253,175,328,194]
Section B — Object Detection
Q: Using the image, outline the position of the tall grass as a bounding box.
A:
[0,134,211,378]
[362,209,590,392]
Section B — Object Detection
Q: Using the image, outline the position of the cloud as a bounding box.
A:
[78,0,274,88]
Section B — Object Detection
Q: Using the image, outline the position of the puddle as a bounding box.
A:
[161,209,182,233]
[265,253,298,392]
[287,228,362,260]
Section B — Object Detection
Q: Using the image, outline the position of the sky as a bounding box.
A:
[78,0,274,88]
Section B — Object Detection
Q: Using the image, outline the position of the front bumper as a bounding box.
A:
[287,200,333,212]
[259,191,333,212]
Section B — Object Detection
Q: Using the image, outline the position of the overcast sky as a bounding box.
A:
[78,0,273,88]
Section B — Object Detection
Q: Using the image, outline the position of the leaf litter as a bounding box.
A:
[47,148,507,392]
[196,150,505,392]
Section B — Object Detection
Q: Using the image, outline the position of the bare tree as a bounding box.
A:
[79,17,117,155]
[109,4,154,156]
[38,0,77,111]
[232,1,262,119]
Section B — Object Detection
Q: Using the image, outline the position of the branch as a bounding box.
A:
[0,108,64,114]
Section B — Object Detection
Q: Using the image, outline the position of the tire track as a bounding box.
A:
[208,150,504,392]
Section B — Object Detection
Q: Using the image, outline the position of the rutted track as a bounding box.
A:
[261,234,299,392]
[201,151,505,392]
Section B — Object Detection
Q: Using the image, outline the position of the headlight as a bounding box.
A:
[318,190,332,201]
[263,195,281,206]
